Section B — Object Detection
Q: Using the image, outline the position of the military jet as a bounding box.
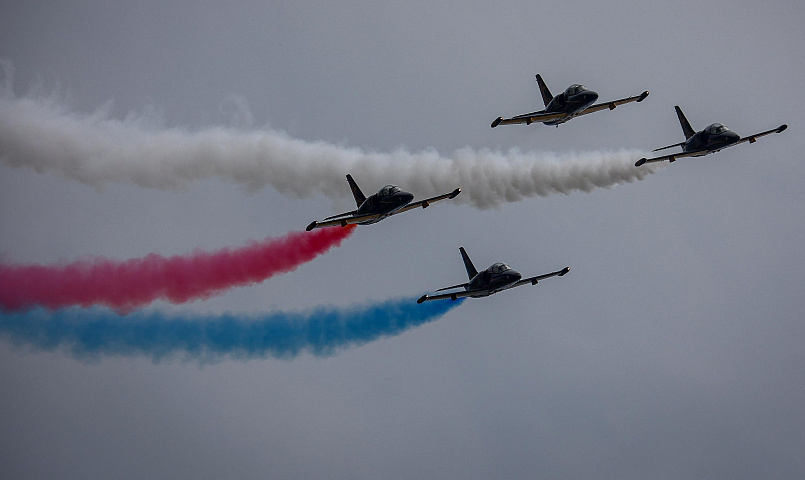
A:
[635,106,787,166]
[306,174,461,231]
[416,247,570,303]
[491,73,649,128]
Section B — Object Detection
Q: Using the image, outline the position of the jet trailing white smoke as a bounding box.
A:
[0,64,659,209]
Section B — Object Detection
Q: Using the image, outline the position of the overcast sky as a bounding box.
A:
[1,1,804,479]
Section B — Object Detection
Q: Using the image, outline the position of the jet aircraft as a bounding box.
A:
[306,174,461,231]
[417,247,570,303]
[491,73,649,128]
[635,106,787,166]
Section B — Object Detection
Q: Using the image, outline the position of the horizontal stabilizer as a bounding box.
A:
[435,282,468,292]
[324,210,357,221]
[417,290,472,303]
[653,141,685,152]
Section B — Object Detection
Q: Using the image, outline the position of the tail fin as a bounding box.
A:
[536,74,553,107]
[675,106,696,139]
[459,247,478,280]
[346,174,366,207]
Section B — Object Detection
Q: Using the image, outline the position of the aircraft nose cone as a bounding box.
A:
[585,90,599,103]
[716,130,740,147]
[507,270,522,283]
[400,191,414,203]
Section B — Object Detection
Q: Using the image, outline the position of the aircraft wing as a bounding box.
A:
[492,111,567,127]
[579,91,650,116]
[391,188,462,215]
[634,149,705,166]
[733,124,788,147]
[417,289,477,304]
[511,266,571,288]
[305,212,384,231]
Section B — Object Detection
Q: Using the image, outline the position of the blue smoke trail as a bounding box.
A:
[0,297,464,362]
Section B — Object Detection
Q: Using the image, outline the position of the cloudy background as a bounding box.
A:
[1,1,803,479]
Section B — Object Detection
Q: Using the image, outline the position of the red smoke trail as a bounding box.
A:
[0,226,355,312]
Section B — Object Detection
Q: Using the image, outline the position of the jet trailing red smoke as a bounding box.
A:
[0,226,355,312]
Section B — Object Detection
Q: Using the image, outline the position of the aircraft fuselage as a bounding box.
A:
[465,264,522,297]
[540,85,599,125]
[354,186,414,225]
[683,123,741,156]
[510,85,599,126]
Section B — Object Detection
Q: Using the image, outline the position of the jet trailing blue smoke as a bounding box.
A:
[0,297,464,362]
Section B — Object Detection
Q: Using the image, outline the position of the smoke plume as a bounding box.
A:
[0,297,464,361]
[0,63,659,209]
[0,226,355,312]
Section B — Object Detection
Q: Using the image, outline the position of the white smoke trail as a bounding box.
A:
[0,63,659,209]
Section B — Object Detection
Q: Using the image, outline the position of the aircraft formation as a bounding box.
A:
[306,73,787,303]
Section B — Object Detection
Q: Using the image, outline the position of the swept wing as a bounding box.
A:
[732,124,787,147]
[634,149,705,166]
[493,110,568,127]
[511,266,571,287]
[575,91,650,117]
[391,188,462,215]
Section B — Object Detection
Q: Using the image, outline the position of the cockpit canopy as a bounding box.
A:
[379,185,401,196]
[565,84,587,96]
[489,263,511,274]
[705,123,728,135]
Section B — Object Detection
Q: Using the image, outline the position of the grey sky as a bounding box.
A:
[1,1,804,479]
